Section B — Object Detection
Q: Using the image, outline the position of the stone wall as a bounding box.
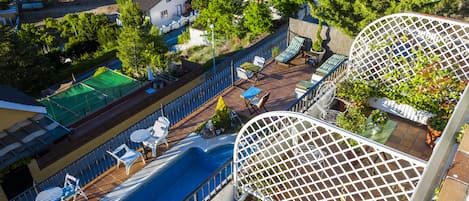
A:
[288,18,354,56]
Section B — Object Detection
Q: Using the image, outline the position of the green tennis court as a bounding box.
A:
[39,69,142,125]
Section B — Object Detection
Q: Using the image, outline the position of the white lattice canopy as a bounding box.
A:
[234,111,425,201]
[349,13,469,82]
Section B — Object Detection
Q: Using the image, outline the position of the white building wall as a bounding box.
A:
[148,0,186,27]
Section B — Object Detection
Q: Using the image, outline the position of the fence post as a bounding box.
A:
[231,60,235,87]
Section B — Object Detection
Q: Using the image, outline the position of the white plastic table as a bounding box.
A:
[35,187,62,201]
[130,129,151,143]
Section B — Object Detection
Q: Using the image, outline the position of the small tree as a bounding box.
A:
[312,21,323,52]
[212,96,231,130]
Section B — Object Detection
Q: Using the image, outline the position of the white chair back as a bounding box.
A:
[236,68,253,80]
[315,81,336,108]
[158,116,170,129]
[63,173,87,201]
[253,56,265,68]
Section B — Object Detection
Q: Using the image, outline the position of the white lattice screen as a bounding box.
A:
[348,13,469,82]
[234,112,426,201]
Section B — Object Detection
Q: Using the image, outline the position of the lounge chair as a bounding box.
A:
[143,117,170,157]
[315,54,348,76]
[275,36,305,64]
[61,174,88,201]
[107,144,145,175]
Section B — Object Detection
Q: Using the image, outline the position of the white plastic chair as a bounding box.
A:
[61,174,88,201]
[236,67,255,84]
[253,56,266,69]
[143,117,170,157]
[107,144,145,175]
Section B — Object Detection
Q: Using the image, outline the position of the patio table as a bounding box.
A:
[130,129,151,143]
[241,62,263,81]
[240,86,262,113]
[35,187,62,201]
[130,129,152,159]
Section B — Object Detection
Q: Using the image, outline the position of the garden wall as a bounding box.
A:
[288,18,354,56]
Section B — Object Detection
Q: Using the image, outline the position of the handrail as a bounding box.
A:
[286,58,348,112]
[184,159,233,201]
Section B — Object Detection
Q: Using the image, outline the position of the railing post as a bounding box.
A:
[231,60,235,87]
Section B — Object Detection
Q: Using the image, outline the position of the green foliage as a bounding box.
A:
[0,25,54,95]
[243,2,273,36]
[336,107,367,134]
[98,24,120,51]
[456,124,468,143]
[191,0,209,10]
[337,79,378,106]
[93,66,108,77]
[369,109,389,127]
[194,0,239,39]
[117,0,144,28]
[309,0,464,36]
[427,116,449,133]
[312,21,323,52]
[177,29,191,44]
[272,0,304,18]
[117,27,146,76]
[381,48,467,116]
[212,96,231,130]
[272,46,280,57]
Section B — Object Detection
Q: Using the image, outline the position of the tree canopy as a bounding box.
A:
[271,0,305,18]
[194,0,240,38]
[243,2,273,36]
[0,25,54,94]
[117,0,144,28]
[116,0,168,78]
[310,0,463,36]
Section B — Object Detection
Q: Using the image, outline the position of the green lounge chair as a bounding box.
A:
[275,36,305,64]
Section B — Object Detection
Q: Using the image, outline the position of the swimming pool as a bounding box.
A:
[123,144,233,201]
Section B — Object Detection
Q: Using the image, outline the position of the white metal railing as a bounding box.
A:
[184,160,233,201]
[234,111,426,201]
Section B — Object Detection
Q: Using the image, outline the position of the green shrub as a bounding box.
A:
[456,124,467,143]
[177,29,191,44]
[312,21,323,52]
[272,46,280,57]
[336,107,367,134]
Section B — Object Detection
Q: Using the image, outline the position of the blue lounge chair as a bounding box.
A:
[275,36,305,64]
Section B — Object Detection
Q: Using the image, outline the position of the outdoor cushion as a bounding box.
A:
[316,54,347,75]
[275,36,305,63]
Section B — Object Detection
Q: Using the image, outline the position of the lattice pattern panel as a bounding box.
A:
[348,13,469,83]
[234,111,426,201]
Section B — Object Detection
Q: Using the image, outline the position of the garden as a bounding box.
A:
[332,43,467,149]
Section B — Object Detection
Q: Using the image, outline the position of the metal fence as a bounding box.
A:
[10,29,288,201]
[286,59,348,113]
[184,160,233,201]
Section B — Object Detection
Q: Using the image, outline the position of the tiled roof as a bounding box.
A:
[133,0,162,11]
[0,114,69,170]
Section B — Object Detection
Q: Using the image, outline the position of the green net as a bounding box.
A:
[39,69,142,125]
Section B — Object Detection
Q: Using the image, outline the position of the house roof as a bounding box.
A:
[133,0,162,12]
[0,85,46,113]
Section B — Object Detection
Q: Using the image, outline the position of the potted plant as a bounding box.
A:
[310,20,325,63]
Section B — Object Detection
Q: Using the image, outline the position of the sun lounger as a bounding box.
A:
[275,36,305,64]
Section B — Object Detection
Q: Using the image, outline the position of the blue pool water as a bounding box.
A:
[123,144,233,201]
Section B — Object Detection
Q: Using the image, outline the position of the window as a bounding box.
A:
[161,10,168,18]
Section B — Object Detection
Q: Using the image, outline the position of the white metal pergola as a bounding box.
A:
[233,13,469,201]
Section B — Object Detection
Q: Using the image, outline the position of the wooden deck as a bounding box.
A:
[80,56,432,200]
